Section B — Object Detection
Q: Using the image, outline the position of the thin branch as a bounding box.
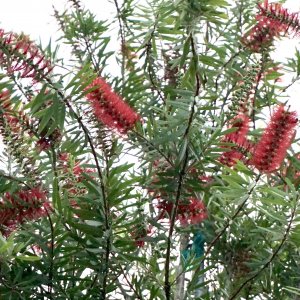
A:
[120,267,144,300]
[144,14,165,105]
[40,77,110,298]
[164,152,189,299]
[130,129,174,167]
[279,76,300,94]
[164,32,201,300]
[229,197,298,299]
[113,0,127,87]
[46,209,54,300]
[185,174,261,295]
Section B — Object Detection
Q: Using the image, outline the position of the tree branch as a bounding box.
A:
[164,32,200,300]
[229,196,298,300]
[185,174,261,295]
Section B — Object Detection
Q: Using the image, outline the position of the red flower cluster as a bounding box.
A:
[258,0,300,36]
[36,137,51,152]
[0,188,50,235]
[0,30,53,80]
[242,1,300,52]
[242,17,282,52]
[157,197,207,226]
[219,114,252,167]
[251,105,297,173]
[86,77,140,133]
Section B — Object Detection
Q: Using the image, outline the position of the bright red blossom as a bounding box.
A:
[224,114,250,145]
[131,225,152,248]
[242,1,300,52]
[0,30,53,80]
[220,114,251,167]
[242,17,283,52]
[86,77,140,133]
[251,105,297,173]
[257,0,300,36]
[157,197,207,226]
[0,188,51,235]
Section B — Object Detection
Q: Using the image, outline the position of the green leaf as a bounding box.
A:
[37,104,55,134]
[52,177,62,213]
[16,255,41,262]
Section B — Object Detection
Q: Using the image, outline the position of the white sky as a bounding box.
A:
[0,1,116,43]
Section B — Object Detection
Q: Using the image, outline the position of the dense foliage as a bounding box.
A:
[0,0,300,299]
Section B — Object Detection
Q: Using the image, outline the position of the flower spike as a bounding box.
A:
[251,105,298,173]
[157,197,207,226]
[86,77,140,133]
[0,31,53,81]
[258,0,300,36]
[219,113,252,167]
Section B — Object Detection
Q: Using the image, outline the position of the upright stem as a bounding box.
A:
[164,32,200,299]
[175,233,189,300]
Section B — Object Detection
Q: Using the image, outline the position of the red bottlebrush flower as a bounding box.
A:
[251,105,298,173]
[178,198,208,226]
[36,137,51,152]
[85,77,140,133]
[0,188,51,235]
[257,0,300,36]
[242,1,300,52]
[241,17,282,52]
[219,150,245,167]
[219,114,251,166]
[0,30,53,81]
[224,114,250,144]
[157,197,207,226]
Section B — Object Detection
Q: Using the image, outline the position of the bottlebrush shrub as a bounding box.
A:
[85,77,141,133]
[0,188,50,236]
[0,30,53,81]
[251,105,298,173]
[1,1,300,299]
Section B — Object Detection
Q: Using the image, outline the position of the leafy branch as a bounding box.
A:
[229,193,298,299]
